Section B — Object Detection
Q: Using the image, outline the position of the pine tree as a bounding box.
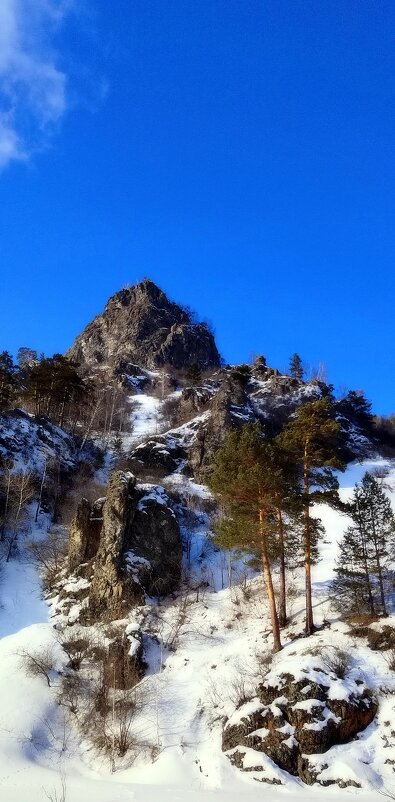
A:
[336,390,374,459]
[357,473,394,615]
[208,423,299,651]
[332,472,395,616]
[264,437,301,627]
[0,351,17,411]
[24,354,87,426]
[332,523,374,616]
[279,398,343,634]
[289,353,304,381]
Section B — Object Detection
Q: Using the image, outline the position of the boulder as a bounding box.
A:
[104,629,145,690]
[223,665,377,784]
[188,370,254,475]
[129,438,186,478]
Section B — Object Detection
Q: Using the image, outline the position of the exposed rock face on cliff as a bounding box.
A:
[67,278,221,375]
[222,657,377,785]
[67,470,182,622]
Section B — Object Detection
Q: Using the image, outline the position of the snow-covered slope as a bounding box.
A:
[0,392,394,802]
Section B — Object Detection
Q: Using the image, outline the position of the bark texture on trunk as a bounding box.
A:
[303,448,314,635]
[277,507,287,628]
[259,507,282,652]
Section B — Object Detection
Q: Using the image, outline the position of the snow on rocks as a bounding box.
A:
[0,408,79,475]
[223,644,378,784]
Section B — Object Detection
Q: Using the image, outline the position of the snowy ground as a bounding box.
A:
[0,395,394,802]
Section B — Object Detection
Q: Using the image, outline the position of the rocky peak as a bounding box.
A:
[67,279,221,375]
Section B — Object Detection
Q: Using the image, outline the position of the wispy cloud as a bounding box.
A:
[0,0,74,168]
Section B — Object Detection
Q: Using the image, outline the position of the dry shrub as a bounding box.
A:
[28,526,68,589]
[385,649,395,672]
[228,672,252,707]
[349,624,395,651]
[345,612,381,626]
[113,691,137,756]
[20,646,57,687]
[61,634,91,670]
[255,650,273,675]
[43,770,67,802]
[59,672,85,715]
[322,647,351,679]
[162,396,181,428]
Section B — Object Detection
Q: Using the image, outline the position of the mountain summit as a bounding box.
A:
[67,278,221,374]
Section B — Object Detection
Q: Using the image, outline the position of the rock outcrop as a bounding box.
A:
[104,628,145,689]
[68,497,104,572]
[67,278,221,375]
[223,661,377,784]
[88,472,142,621]
[68,470,183,622]
[129,437,187,479]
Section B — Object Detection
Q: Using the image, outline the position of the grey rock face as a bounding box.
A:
[125,488,182,596]
[104,631,145,690]
[89,471,142,621]
[67,279,221,374]
[129,438,186,479]
[68,497,104,572]
[68,470,182,622]
[188,371,254,476]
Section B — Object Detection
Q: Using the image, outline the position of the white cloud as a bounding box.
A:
[0,0,71,168]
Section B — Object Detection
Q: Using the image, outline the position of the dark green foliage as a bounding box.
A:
[208,424,296,545]
[336,390,375,459]
[0,351,17,411]
[332,472,395,616]
[283,513,322,569]
[23,354,89,426]
[230,364,251,387]
[279,397,344,502]
[208,423,304,642]
[289,353,304,381]
[208,423,294,649]
[279,397,344,633]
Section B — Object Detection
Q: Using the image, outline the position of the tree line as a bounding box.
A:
[0,348,131,444]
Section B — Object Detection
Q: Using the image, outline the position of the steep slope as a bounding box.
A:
[67,278,221,376]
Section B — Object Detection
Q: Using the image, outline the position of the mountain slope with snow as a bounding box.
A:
[0,384,394,802]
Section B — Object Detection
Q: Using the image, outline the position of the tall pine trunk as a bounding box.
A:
[357,502,376,616]
[259,508,282,652]
[277,507,287,627]
[369,509,387,616]
[303,450,314,635]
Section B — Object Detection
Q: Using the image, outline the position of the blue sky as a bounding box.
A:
[0,1,394,413]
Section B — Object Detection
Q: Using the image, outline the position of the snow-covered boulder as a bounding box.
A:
[223,655,377,784]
